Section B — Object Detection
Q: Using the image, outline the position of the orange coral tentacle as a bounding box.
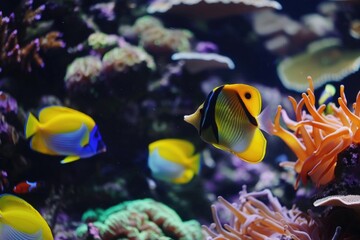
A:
[302,94,332,125]
[340,85,347,105]
[272,106,308,162]
[354,92,360,116]
[338,97,360,126]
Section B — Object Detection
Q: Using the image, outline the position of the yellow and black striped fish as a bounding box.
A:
[184,84,269,163]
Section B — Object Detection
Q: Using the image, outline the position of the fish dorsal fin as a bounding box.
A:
[234,128,266,163]
[163,139,195,156]
[227,84,262,117]
[38,106,86,123]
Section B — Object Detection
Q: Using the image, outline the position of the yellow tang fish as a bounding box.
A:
[184,84,270,163]
[148,139,201,184]
[0,194,53,240]
[25,106,106,164]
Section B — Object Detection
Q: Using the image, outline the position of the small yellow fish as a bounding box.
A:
[25,106,106,164]
[318,84,336,114]
[318,84,336,106]
[184,84,269,163]
[0,194,53,239]
[148,139,201,184]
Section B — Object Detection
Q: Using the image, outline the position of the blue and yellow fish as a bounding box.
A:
[25,106,106,164]
[184,84,269,163]
[0,194,53,239]
[148,139,201,184]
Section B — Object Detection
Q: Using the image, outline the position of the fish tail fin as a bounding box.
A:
[190,153,201,175]
[25,113,40,139]
[258,105,274,135]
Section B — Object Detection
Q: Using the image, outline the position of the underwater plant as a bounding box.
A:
[76,198,203,240]
[203,186,321,240]
[272,77,360,188]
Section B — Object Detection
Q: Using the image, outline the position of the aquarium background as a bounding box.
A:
[0,0,360,239]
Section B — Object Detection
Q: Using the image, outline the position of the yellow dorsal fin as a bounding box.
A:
[234,128,266,163]
[38,106,85,123]
[165,139,195,155]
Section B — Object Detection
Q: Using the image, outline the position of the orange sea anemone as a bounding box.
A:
[272,76,360,188]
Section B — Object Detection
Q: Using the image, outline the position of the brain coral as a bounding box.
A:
[76,198,203,240]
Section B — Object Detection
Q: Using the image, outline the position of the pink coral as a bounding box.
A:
[204,186,321,240]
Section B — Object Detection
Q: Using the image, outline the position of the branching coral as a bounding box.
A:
[76,198,203,240]
[272,76,360,188]
[203,186,321,240]
[0,1,65,72]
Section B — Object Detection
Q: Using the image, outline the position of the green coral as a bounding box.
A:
[76,198,203,240]
[102,45,156,72]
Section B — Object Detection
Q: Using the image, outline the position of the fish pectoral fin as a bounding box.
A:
[172,169,195,184]
[235,128,266,163]
[61,155,80,164]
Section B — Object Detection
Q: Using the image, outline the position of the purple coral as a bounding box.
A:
[0,1,65,73]
[204,186,321,240]
[0,91,18,114]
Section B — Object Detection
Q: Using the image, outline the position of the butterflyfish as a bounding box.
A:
[148,139,201,184]
[25,106,106,164]
[0,194,54,240]
[184,84,270,163]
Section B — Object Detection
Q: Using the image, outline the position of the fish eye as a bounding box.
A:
[245,92,251,99]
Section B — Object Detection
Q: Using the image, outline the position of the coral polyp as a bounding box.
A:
[203,186,321,240]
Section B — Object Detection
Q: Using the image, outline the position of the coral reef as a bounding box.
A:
[64,56,103,96]
[203,186,321,240]
[76,198,203,240]
[0,1,64,73]
[147,0,282,20]
[120,16,193,55]
[272,77,360,188]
